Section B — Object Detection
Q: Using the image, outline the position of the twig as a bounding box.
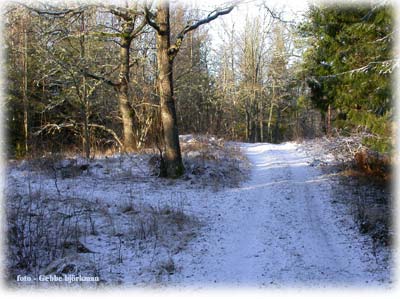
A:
[51,165,62,198]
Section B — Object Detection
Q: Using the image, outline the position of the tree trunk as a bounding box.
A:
[327,103,332,137]
[22,22,29,155]
[83,97,90,159]
[267,82,275,142]
[156,1,184,178]
[253,91,258,142]
[245,109,250,142]
[259,102,264,142]
[274,108,281,143]
[80,13,90,159]
[146,0,234,176]
[118,38,136,152]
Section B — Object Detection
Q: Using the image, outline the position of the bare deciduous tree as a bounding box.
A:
[145,0,236,177]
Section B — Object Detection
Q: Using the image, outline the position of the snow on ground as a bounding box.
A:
[170,141,392,288]
[5,138,392,288]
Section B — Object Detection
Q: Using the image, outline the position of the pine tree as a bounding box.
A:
[300,3,394,153]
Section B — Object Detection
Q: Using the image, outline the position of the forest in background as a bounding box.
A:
[4,0,395,175]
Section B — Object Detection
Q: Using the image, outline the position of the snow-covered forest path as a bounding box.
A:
[172,142,387,287]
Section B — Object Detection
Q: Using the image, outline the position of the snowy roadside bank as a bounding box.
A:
[4,135,248,287]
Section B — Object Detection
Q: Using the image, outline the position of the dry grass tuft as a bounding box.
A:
[179,135,250,189]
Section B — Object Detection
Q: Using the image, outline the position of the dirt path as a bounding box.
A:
[172,142,388,287]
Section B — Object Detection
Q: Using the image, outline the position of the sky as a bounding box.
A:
[179,0,310,27]
[187,0,309,69]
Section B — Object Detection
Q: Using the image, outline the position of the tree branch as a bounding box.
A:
[34,122,77,136]
[144,3,161,34]
[168,4,236,60]
[88,124,124,148]
[317,59,398,79]
[34,122,124,149]
[82,70,119,87]
[262,4,293,24]
[131,17,148,39]
[108,7,133,21]
[18,2,88,17]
